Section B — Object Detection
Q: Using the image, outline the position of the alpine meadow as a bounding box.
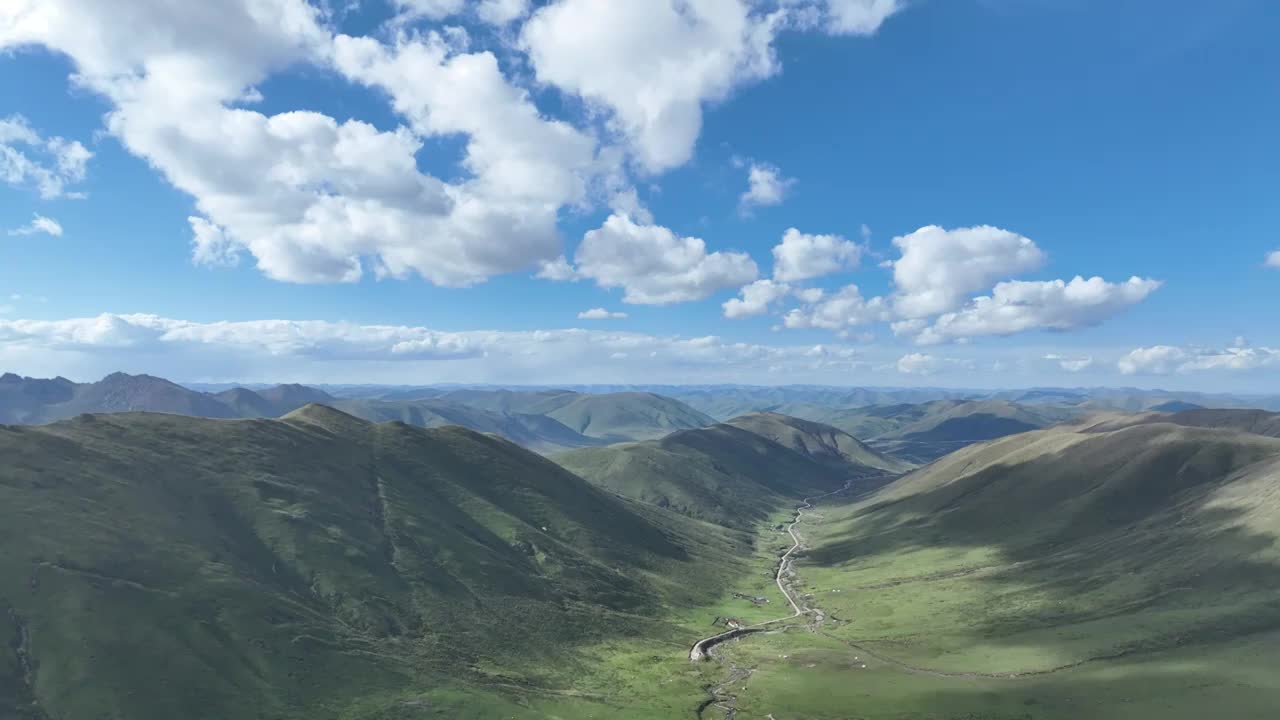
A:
[2,0,1279,718]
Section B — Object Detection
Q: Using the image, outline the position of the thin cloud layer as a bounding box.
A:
[7,213,63,237]
[1119,343,1280,375]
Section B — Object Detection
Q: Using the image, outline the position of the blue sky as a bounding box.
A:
[1,0,1277,389]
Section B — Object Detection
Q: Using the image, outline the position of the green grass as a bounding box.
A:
[712,630,1280,720]
[0,409,782,719]
[11,410,1280,719]
[683,422,1280,719]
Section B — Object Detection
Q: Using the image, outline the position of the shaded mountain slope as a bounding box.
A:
[1084,408,1280,439]
[723,411,911,473]
[328,397,605,453]
[556,414,901,528]
[55,372,239,420]
[0,407,747,720]
[803,421,1280,675]
[530,392,715,441]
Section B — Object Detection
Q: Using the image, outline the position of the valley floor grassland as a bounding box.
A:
[695,493,1280,720]
[373,480,1280,719]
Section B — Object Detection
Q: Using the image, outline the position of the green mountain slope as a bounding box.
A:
[723,412,911,473]
[328,397,604,453]
[1086,408,1280,439]
[556,413,901,528]
[529,391,715,441]
[801,422,1280,680]
[780,399,1081,463]
[0,407,751,720]
[53,372,239,420]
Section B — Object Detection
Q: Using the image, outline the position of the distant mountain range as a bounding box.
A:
[0,373,716,453]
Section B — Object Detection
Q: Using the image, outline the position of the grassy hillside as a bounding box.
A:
[706,421,1280,718]
[0,407,766,720]
[723,412,911,473]
[530,392,715,441]
[557,413,901,528]
[776,399,1080,463]
[1086,408,1280,439]
[328,397,605,454]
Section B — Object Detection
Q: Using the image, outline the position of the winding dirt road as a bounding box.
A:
[689,478,863,662]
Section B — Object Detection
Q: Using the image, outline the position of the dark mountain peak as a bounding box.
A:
[260,383,334,403]
[0,372,23,384]
[282,403,368,432]
[215,387,263,400]
[98,371,174,387]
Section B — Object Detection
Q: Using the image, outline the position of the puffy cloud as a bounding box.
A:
[0,312,879,384]
[1044,354,1095,372]
[914,276,1162,345]
[772,228,862,281]
[1266,250,1280,269]
[535,256,579,281]
[1119,344,1280,375]
[896,353,947,376]
[522,0,783,171]
[331,32,597,211]
[7,213,63,237]
[788,0,905,35]
[740,161,794,210]
[0,115,91,199]
[477,0,531,25]
[892,225,1047,319]
[723,279,791,319]
[1117,346,1187,375]
[793,287,825,303]
[4,0,601,287]
[781,284,889,330]
[577,308,628,320]
[572,213,758,304]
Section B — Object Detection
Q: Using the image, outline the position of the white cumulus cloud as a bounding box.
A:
[723,279,791,319]
[782,284,889,330]
[892,225,1047,319]
[2,0,603,287]
[8,213,63,237]
[914,276,1162,345]
[772,228,862,281]
[740,161,794,211]
[896,352,952,376]
[522,0,783,172]
[572,213,758,304]
[1266,250,1280,269]
[1119,344,1280,375]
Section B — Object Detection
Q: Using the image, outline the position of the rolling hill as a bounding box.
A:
[780,420,1280,715]
[0,407,759,720]
[773,399,1082,463]
[531,391,715,441]
[556,412,906,528]
[325,397,605,453]
[1084,408,1280,439]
